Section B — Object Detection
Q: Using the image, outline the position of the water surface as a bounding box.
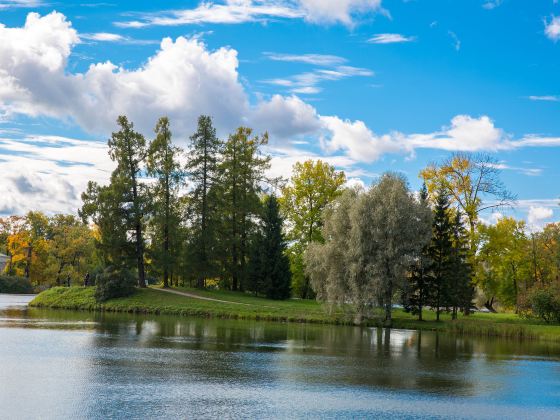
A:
[1,294,559,419]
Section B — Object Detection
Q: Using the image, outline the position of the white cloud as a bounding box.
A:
[116,0,385,28]
[0,135,112,215]
[263,66,373,94]
[80,32,158,45]
[0,0,44,9]
[545,16,560,41]
[448,31,461,51]
[528,95,559,102]
[482,0,502,10]
[251,94,321,138]
[264,52,346,66]
[528,205,554,226]
[367,33,416,44]
[0,12,248,136]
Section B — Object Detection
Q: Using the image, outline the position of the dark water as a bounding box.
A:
[1,294,559,419]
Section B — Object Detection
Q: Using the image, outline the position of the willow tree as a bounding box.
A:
[306,173,432,326]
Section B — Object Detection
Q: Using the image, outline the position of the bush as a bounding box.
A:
[94,266,136,302]
[0,275,34,294]
[523,285,560,324]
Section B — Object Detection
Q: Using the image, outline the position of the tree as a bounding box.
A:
[81,116,148,287]
[420,153,515,252]
[306,174,432,326]
[476,217,530,311]
[185,115,222,288]
[427,188,455,321]
[147,117,184,288]
[449,212,474,318]
[279,160,346,299]
[218,127,270,291]
[247,195,291,299]
[406,184,434,321]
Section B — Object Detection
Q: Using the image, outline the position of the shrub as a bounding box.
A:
[523,285,560,324]
[94,266,136,302]
[0,275,34,294]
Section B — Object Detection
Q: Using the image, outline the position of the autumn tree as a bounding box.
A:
[420,153,515,252]
[279,160,346,299]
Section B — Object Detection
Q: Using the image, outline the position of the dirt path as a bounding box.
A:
[151,287,251,306]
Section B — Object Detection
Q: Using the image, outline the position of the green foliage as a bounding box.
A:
[522,285,560,324]
[95,266,136,302]
[247,195,291,300]
[185,116,222,287]
[279,159,346,299]
[146,117,185,287]
[217,127,271,291]
[0,275,34,293]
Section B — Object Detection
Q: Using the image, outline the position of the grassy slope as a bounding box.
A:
[29,286,560,341]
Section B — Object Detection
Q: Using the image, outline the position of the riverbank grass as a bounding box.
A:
[29,286,560,341]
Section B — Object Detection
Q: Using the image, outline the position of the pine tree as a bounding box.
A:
[185,116,222,288]
[247,195,291,299]
[406,183,434,321]
[428,187,454,321]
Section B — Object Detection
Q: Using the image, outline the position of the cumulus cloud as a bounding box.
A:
[545,16,560,41]
[116,0,385,28]
[367,33,416,44]
[528,205,554,227]
[0,12,247,136]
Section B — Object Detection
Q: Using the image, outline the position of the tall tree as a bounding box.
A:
[81,116,148,287]
[427,188,454,321]
[218,127,270,291]
[306,174,432,326]
[449,211,474,318]
[147,117,184,288]
[420,152,515,252]
[279,160,346,299]
[247,195,291,299]
[185,115,222,288]
[406,184,434,321]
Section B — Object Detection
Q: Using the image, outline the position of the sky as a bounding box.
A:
[0,0,559,229]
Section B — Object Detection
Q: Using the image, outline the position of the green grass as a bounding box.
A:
[29,286,560,342]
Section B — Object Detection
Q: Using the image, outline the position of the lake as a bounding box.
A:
[1,294,559,419]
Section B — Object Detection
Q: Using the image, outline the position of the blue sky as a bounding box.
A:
[0,0,559,227]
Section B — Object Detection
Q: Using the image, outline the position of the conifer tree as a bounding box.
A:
[247,195,291,299]
[449,211,474,318]
[147,117,184,288]
[406,184,434,321]
[185,116,222,288]
[428,187,454,321]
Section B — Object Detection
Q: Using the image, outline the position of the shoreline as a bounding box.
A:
[29,286,560,342]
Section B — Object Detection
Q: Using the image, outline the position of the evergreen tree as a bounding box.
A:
[428,187,454,321]
[146,117,184,288]
[185,116,222,288]
[450,211,474,318]
[406,183,434,321]
[218,127,270,291]
[247,195,291,299]
[81,116,148,287]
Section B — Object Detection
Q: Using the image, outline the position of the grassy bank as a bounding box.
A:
[29,286,560,341]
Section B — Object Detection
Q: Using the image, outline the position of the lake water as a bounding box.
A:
[1,294,559,419]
